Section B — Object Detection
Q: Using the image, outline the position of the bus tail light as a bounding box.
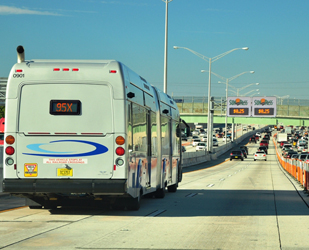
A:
[116,136,125,145]
[6,135,15,145]
[6,146,15,155]
[116,147,125,156]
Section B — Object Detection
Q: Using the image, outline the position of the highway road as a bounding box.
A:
[0,136,309,249]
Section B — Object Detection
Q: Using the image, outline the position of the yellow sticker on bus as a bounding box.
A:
[57,168,73,177]
[24,163,38,177]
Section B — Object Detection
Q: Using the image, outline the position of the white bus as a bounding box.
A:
[2,46,185,210]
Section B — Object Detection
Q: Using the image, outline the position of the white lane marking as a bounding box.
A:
[207,184,215,187]
[186,193,197,198]
[146,209,166,217]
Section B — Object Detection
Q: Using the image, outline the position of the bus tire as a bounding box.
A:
[29,206,43,209]
[168,184,177,193]
[154,187,165,198]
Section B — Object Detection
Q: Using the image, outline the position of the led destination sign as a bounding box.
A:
[50,100,81,115]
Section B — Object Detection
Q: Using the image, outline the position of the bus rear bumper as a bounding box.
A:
[2,179,127,195]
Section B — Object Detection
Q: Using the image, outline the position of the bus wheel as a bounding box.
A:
[154,187,165,198]
[168,184,177,193]
[29,206,43,209]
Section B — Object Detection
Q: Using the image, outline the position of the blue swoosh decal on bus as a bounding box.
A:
[23,140,108,157]
[26,143,75,154]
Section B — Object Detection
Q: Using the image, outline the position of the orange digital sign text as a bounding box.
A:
[50,100,81,115]
[254,108,274,116]
[229,108,249,116]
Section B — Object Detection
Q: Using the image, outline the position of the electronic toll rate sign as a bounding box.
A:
[229,108,250,116]
[227,96,277,117]
[252,97,276,117]
[227,97,251,117]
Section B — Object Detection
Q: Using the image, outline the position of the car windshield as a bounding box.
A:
[197,143,205,146]
[232,151,241,154]
[255,152,264,154]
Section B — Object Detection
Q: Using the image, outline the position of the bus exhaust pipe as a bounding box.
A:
[17,45,25,63]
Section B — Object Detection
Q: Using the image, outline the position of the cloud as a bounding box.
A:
[0,5,61,16]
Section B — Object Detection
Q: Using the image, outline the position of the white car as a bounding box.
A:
[192,130,200,136]
[223,136,231,142]
[254,151,267,161]
[297,145,307,152]
[192,139,201,147]
[196,142,206,151]
[201,136,207,142]
[199,131,206,137]
[213,138,218,146]
[297,140,307,147]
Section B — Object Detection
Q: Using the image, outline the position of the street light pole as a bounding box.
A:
[242,89,259,96]
[235,82,260,96]
[174,46,249,152]
[207,58,212,152]
[163,0,173,94]
[213,71,254,145]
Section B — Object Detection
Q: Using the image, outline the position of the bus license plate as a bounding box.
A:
[57,168,73,177]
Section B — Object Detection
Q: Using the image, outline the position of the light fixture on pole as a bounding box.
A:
[242,89,259,96]
[174,46,249,152]
[162,0,173,94]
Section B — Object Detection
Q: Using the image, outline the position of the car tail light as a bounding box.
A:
[230,153,233,156]
[263,154,266,157]
[255,154,257,157]
[6,146,15,155]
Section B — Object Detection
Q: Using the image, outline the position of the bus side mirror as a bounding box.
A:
[127,92,135,98]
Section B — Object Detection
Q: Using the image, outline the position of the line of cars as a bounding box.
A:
[277,126,309,162]
[230,129,271,161]
[191,134,219,151]
[253,129,272,161]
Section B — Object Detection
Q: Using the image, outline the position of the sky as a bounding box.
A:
[1,0,309,100]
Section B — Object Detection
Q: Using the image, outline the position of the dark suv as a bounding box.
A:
[258,146,268,154]
[240,146,249,154]
[230,150,244,161]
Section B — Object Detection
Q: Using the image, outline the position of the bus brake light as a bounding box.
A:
[6,146,15,155]
[116,147,125,156]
